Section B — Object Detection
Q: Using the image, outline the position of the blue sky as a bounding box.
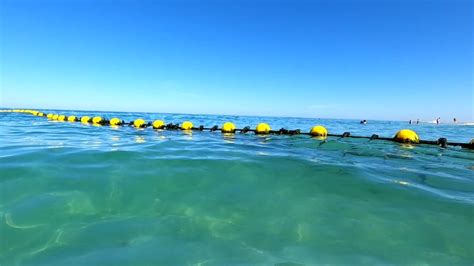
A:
[0,0,472,121]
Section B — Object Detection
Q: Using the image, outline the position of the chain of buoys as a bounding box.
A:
[2,109,473,149]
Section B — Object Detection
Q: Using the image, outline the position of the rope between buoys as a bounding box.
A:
[2,109,472,149]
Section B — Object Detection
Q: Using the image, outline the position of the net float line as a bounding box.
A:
[2,109,473,149]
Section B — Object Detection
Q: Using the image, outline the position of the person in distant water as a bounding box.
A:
[416,119,419,124]
[409,120,412,124]
[453,118,457,123]
[436,117,440,124]
[360,119,367,124]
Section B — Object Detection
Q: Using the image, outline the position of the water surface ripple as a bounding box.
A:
[1,111,473,265]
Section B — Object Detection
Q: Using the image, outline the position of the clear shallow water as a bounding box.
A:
[1,110,473,265]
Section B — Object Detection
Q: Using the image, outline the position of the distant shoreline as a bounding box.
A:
[1,107,473,124]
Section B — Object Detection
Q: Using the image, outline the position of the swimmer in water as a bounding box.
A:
[360,119,367,124]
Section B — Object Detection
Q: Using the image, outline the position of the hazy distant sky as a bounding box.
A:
[1,0,472,121]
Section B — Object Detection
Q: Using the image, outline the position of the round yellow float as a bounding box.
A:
[221,122,236,133]
[310,125,328,137]
[81,116,91,123]
[255,123,271,134]
[133,119,146,128]
[92,116,103,124]
[394,129,419,143]
[109,118,121,126]
[181,121,193,130]
[152,120,165,129]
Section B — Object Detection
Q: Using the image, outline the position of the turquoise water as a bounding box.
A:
[1,110,473,265]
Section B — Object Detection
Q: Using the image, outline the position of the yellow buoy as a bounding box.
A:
[52,114,59,120]
[310,125,328,137]
[37,112,44,116]
[181,121,193,130]
[152,120,165,129]
[92,116,103,124]
[133,119,146,128]
[47,113,53,119]
[255,123,271,134]
[221,122,236,133]
[394,129,419,143]
[57,115,66,121]
[67,116,76,122]
[81,116,91,123]
[109,118,121,126]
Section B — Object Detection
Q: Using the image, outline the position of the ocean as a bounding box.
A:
[1,110,473,265]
